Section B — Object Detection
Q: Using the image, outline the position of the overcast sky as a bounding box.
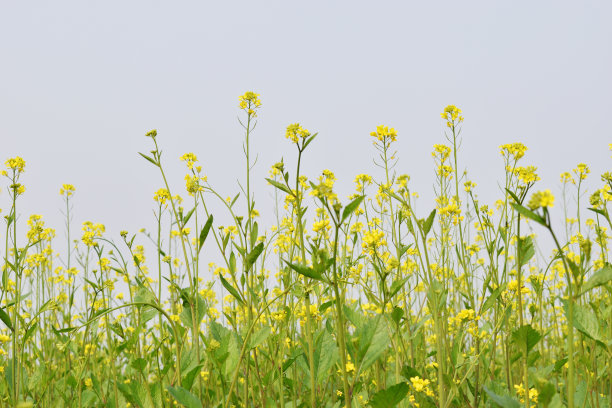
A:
[1,1,611,252]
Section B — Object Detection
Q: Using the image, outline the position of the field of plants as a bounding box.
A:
[0,92,610,408]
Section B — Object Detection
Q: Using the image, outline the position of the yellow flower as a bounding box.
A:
[5,156,26,173]
[153,188,171,204]
[500,143,527,161]
[370,125,398,143]
[362,229,387,255]
[464,181,476,192]
[441,105,463,126]
[285,123,311,144]
[81,221,105,247]
[560,172,574,184]
[180,152,198,169]
[527,189,554,210]
[60,184,75,197]
[515,166,540,184]
[410,376,434,396]
[573,163,590,181]
[239,91,262,116]
[84,378,93,388]
[185,174,203,194]
[432,144,451,161]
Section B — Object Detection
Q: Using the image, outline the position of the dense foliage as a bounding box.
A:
[0,93,610,408]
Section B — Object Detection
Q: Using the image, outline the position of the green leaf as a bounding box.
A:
[579,264,612,295]
[319,301,333,314]
[182,206,196,226]
[285,261,324,282]
[566,258,581,280]
[182,363,203,391]
[341,195,365,223]
[484,386,521,408]
[369,382,410,408]
[229,252,236,274]
[265,178,292,195]
[422,209,436,237]
[224,334,240,379]
[505,188,521,204]
[249,326,271,350]
[389,277,409,299]
[391,307,404,326]
[250,221,259,248]
[0,307,13,331]
[511,325,541,355]
[571,303,604,344]
[481,284,505,315]
[246,242,264,271]
[534,377,556,407]
[357,317,389,374]
[588,207,608,217]
[81,389,99,406]
[230,193,240,208]
[166,386,201,408]
[303,133,318,150]
[510,202,547,227]
[517,236,535,265]
[134,287,156,305]
[315,330,338,383]
[220,275,244,306]
[180,294,207,328]
[23,321,38,345]
[130,358,148,373]
[138,152,158,167]
[197,215,213,254]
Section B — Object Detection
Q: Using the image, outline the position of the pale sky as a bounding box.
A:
[1,1,611,252]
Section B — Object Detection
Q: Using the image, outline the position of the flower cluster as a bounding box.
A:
[59,184,75,197]
[441,105,463,127]
[370,125,398,143]
[239,91,262,116]
[5,156,26,173]
[500,143,528,161]
[153,188,171,205]
[180,152,198,170]
[81,221,105,247]
[285,123,311,144]
[527,189,554,210]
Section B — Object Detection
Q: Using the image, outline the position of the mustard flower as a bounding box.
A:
[527,189,554,210]
[5,156,26,173]
[500,143,527,161]
[153,188,171,205]
[441,105,464,127]
[59,184,75,197]
[81,221,105,247]
[573,163,590,181]
[370,125,398,143]
[239,91,262,116]
[180,152,198,169]
[285,123,311,144]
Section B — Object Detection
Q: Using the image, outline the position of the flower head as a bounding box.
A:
[285,123,311,144]
[239,91,262,116]
[180,153,198,170]
[441,105,464,127]
[60,184,75,197]
[527,189,554,210]
[370,125,397,143]
[153,188,171,205]
[500,143,528,161]
[5,157,26,174]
